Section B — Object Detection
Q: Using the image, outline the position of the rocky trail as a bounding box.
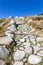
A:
[0,16,43,65]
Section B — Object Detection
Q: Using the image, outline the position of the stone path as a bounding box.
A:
[0,17,43,65]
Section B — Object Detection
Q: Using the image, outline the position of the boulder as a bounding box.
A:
[28,54,42,64]
[14,50,25,61]
[0,46,9,59]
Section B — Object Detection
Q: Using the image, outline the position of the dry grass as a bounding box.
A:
[28,19,43,34]
[0,18,11,36]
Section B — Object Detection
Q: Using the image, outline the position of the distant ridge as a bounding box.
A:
[38,13,43,16]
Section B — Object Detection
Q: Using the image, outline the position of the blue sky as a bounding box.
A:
[0,0,43,17]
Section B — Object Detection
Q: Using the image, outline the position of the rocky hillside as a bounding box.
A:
[0,15,43,65]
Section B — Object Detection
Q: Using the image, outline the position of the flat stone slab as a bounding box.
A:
[28,54,42,64]
[0,36,12,45]
[0,60,6,65]
[14,50,25,61]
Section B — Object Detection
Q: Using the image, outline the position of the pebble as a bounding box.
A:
[23,42,30,47]
[19,47,24,50]
[20,38,25,43]
[23,59,27,62]
[24,47,32,54]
